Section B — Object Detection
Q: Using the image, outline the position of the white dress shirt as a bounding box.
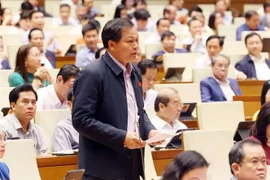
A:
[52,18,79,26]
[181,35,207,54]
[213,77,235,101]
[41,54,53,69]
[195,53,212,68]
[250,55,270,80]
[145,32,161,44]
[150,115,187,147]
[37,84,68,110]
[144,89,157,108]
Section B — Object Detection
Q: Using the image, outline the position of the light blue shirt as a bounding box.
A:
[236,23,265,41]
[75,46,96,68]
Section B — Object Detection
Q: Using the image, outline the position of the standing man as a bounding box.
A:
[72,18,158,180]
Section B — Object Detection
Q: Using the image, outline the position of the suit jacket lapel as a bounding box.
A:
[209,77,227,100]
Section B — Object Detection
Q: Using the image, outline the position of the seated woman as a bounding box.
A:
[0,8,16,26]
[0,129,10,180]
[9,44,53,90]
[208,12,224,35]
[250,101,270,164]
[252,80,270,120]
[162,150,209,180]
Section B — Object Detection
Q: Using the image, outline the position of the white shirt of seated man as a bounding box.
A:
[150,88,187,147]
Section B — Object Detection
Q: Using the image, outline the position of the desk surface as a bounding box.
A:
[37,154,78,167]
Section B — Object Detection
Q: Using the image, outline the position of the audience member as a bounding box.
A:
[260,2,270,28]
[28,28,55,68]
[252,80,270,120]
[229,139,267,179]
[37,64,80,110]
[151,87,187,147]
[0,84,47,154]
[9,44,53,90]
[16,12,31,32]
[170,0,188,14]
[0,129,9,180]
[182,18,207,53]
[113,4,128,19]
[75,23,99,68]
[162,150,209,180]
[82,0,100,17]
[215,0,232,24]
[0,36,10,70]
[188,6,203,18]
[0,8,15,26]
[133,0,146,10]
[28,0,52,17]
[20,1,34,15]
[152,31,187,61]
[137,60,158,107]
[133,9,153,31]
[52,89,79,152]
[208,12,224,34]
[95,47,106,59]
[75,5,87,24]
[235,32,270,80]
[194,13,214,35]
[163,5,181,25]
[145,18,170,44]
[236,10,264,41]
[53,3,78,26]
[121,0,135,14]
[200,54,242,102]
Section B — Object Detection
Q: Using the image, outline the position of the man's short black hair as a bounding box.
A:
[102,18,134,48]
[244,32,262,45]
[245,10,259,19]
[133,0,147,7]
[156,17,170,27]
[161,31,176,42]
[9,84,38,104]
[57,64,80,83]
[82,22,99,36]
[67,88,73,102]
[29,10,44,20]
[137,59,157,75]
[134,9,150,21]
[206,35,224,47]
[60,3,71,9]
[28,27,44,40]
[188,6,203,17]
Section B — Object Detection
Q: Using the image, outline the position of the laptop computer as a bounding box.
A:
[64,169,85,180]
[179,103,197,120]
[65,44,76,56]
[166,128,196,149]
[163,67,185,82]
[233,121,255,142]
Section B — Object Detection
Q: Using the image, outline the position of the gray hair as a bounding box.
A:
[211,54,230,66]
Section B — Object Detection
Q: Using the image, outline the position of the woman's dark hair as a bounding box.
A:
[260,80,270,106]
[250,101,270,145]
[114,4,126,19]
[208,12,219,31]
[162,150,209,180]
[14,44,36,83]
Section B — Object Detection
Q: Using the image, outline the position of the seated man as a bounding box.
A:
[75,23,99,68]
[133,9,153,32]
[0,84,47,154]
[215,0,232,24]
[229,139,267,180]
[235,32,270,80]
[137,59,158,107]
[145,18,171,44]
[0,36,10,70]
[152,31,187,60]
[236,10,264,41]
[53,3,78,26]
[52,89,79,151]
[200,54,242,102]
[83,0,100,17]
[261,2,270,28]
[182,18,208,53]
[28,28,55,68]
[150,87,187,146]
[163,5,181,25]
[37,64,80,109]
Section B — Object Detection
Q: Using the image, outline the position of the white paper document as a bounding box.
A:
[145,131,182,144]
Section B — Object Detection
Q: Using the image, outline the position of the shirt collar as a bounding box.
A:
[152,115,178,130]
[10,113,34,132]
[49,84,68,107]
[249,54,265,63]
[107,52,133,76]
[212,76,230,85]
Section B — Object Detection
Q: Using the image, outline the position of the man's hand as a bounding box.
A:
[237,71,247,80]
[124,132,146,149]
[148,130,164,146]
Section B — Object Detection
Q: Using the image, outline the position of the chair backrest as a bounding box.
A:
[222,41,247,55]
[35,109,71,152]
[144,106,156,120]
[48,69,60,81]
[183,130,234,180]
[198,4,215,12]
[144,144,158,180]
[0,87,13,110]
[192,67,236,83]
[241,31,270,41]
[7,44,21,70]
[138,31,155,55]
[0,70,12,87]
[170,25,189,36]
[145,43,183,59]
[2,139,41,180]
[197,101,245,131]
[244,4,262,13]
[218,24,237,41]
[234,17,245,26]
[2,34,22,46]
[54,34,81,56]
[163,53,202,81]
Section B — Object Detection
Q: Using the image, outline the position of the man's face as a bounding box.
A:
[31,12,45,29]
[142,68,157,93]
[189,20,202,37]
[165,7,177,23]
[157,19,170,35]
[224,0,231,8]
[246,35,263,57]
[76,7,87,20]
[108,27,140,65]
[212,56,229,82]
[57,76,76,100]
[19,18,31,31]
[162,35,176,53]
[83,29,99,50]
[84,0,93,11]
[206,38,222,58]
[246,14,260,30]
[215,0,226,14]
[29,30,44,52]
[136,19,148,30]
[265,6,270,14]
[160,93,182,122]
[29,0,39,7]
[233,144,267,180]
[11,91,37,123]
[135,2,146,10]
[60,6,71,22]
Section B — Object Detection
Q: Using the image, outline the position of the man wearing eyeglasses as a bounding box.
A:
[150,87,187,147]
[229,139,267,180]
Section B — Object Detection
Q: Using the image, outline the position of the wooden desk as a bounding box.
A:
[238,80,265,95]
[180,120,198,129]
[233,95,260,118]
[37,155,78,180]
[56,56,75,69]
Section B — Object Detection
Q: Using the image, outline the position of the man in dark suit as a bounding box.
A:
[72,18,159,180]
[235,32,270,80]
[200,54,242,102]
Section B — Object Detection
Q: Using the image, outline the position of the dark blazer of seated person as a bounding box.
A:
[45,50,56,68]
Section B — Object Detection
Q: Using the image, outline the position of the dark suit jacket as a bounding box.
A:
[72,52,155,179]
[45,50,56,68]
[200,77,242,102]
[235,55,270,79]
